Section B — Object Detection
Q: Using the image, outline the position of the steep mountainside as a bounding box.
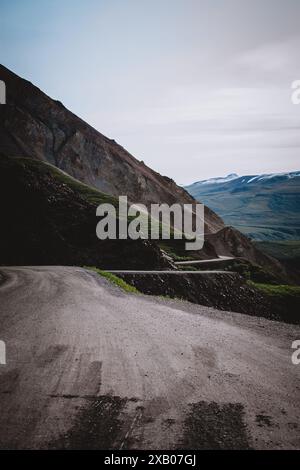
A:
[255,240,300,281]
[0,64,223,234]
[206,226,287,280]
[185,172,300,241]
[0,155,171,269]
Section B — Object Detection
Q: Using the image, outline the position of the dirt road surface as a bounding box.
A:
[0,266,299,449]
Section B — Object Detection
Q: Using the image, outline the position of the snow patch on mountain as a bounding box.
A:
[192,173,239,186]
[245,172,300,184]
[188,171,300,188]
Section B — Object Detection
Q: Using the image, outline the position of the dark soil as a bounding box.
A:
[180,401,252,449]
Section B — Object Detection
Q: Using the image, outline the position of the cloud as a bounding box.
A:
[235,36,300,83]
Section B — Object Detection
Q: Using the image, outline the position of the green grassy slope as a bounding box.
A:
[0,155,170,269]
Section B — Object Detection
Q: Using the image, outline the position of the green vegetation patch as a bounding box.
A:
[85,267,140,294]
[248,281,300,298]
[158,242,194,261]
[247,281,300,323]
[14,156,119,207]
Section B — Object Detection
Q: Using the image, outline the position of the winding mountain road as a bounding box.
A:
[0,266,299,450]
[175,256,234,266]
[107,270,232,274]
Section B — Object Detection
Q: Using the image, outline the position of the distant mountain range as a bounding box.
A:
[185,171,300,241]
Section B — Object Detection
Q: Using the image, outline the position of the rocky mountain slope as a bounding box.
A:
[0,64,223,234]
[185,172,300,241]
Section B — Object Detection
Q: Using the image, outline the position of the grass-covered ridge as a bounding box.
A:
[248,281,300,297]
[85,266,140,294]
[0,155,170,270]
[247,281,300,324]
[6,156,119,207]
[2,156,177,238]
[7,157,189,243]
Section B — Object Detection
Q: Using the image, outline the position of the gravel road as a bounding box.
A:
[0,266,299,449]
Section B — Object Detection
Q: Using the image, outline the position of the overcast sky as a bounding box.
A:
[1,0,300,184]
